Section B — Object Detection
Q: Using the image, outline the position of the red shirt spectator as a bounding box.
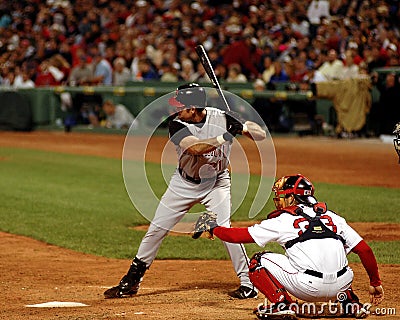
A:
[222,36,260,79]
[35,60,58,87]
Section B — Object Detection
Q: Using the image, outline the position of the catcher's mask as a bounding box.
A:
[393,122,400,164]
[272,174,315,210]
[168,83,206,112]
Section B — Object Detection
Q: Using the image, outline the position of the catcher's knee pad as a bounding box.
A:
[249,254,293,304]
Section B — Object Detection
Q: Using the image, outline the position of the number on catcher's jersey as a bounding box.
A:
[293,215,338,236]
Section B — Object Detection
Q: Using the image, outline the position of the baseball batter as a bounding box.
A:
[104,83,267,299]
[194,174,384,319]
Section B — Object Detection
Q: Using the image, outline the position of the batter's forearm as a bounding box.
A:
[181,135,230,155]
[182,138,219,155]
[243,121,266,141]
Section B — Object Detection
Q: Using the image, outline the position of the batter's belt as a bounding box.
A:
[304,266,348,279]
[178,168,219,184]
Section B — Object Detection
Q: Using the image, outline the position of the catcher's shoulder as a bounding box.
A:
[267,206,299,219]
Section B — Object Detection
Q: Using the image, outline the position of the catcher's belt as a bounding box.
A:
[304,266,347,279]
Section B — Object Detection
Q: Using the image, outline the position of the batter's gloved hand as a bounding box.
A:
[192,211,218,240]
[225,110,246,136]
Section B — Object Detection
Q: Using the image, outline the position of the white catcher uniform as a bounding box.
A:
[248,204,363,301]
[136,107,252,288]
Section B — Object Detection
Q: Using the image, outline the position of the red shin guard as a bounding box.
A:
[249,258,293,304]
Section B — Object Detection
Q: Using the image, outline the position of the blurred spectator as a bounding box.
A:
[385,43,399,67]
[0,64,15,87]
[317,49,344,80]
[113,57,131,86]
[49,54,71,84]
[90,47,113,85]
[307,0,330,38]
[214,63,227,82]
[304,66,328,83]
[290,14,310,38]
[35,60,58,87]
[270,61,290,83]
[226,63,247,83]
[135,58,159,81]
[179,58,195,82]
[261,56,275,84]
[160,62,180,82]
[189,63,210,83]
[290,57,308,82]
[342,49,360,79]
[0,0,397,91]
[13,69,35,88]
[222,34,260,80]
[102,99,136,129]
[68,55,94,86]
[347,41,363,65]
[367,45,388,73]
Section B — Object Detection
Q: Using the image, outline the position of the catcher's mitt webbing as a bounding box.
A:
[192,212,218,239]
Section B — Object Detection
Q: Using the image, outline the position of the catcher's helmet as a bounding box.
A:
[168,83,206,110]
[272,174,315,209]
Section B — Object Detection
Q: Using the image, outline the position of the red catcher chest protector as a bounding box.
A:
[284,202,346,249]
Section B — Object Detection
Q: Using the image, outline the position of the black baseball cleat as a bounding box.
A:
[229,285,258,299]
[103,282,140,299]
[104,257,147,299]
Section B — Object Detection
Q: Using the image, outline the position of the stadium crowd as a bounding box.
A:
[0,0,398,89]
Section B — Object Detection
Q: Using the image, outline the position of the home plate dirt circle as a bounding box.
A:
[25,301,89,308]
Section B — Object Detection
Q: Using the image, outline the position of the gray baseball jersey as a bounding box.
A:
[172,107,231,180]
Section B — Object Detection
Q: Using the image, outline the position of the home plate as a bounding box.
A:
[26,301,89,308]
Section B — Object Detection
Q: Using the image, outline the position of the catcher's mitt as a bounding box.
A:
[192,211,218,239]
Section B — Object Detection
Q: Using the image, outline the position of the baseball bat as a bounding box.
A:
[195,45,252,271]
[196,44,252,271]
[195,44,230,111]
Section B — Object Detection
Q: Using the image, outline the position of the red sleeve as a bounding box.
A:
[351,240,382,286]
[213,226,255,243]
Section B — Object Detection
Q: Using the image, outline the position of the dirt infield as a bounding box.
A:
[0,131,399,320]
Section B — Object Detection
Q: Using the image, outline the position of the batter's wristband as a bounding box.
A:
[242,123,248,133]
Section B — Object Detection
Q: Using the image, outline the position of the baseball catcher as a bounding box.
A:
[192,174,384,319]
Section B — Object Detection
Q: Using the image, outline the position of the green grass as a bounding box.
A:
[0,147,399,263]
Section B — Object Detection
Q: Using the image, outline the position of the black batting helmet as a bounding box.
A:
[168,83,206,110]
